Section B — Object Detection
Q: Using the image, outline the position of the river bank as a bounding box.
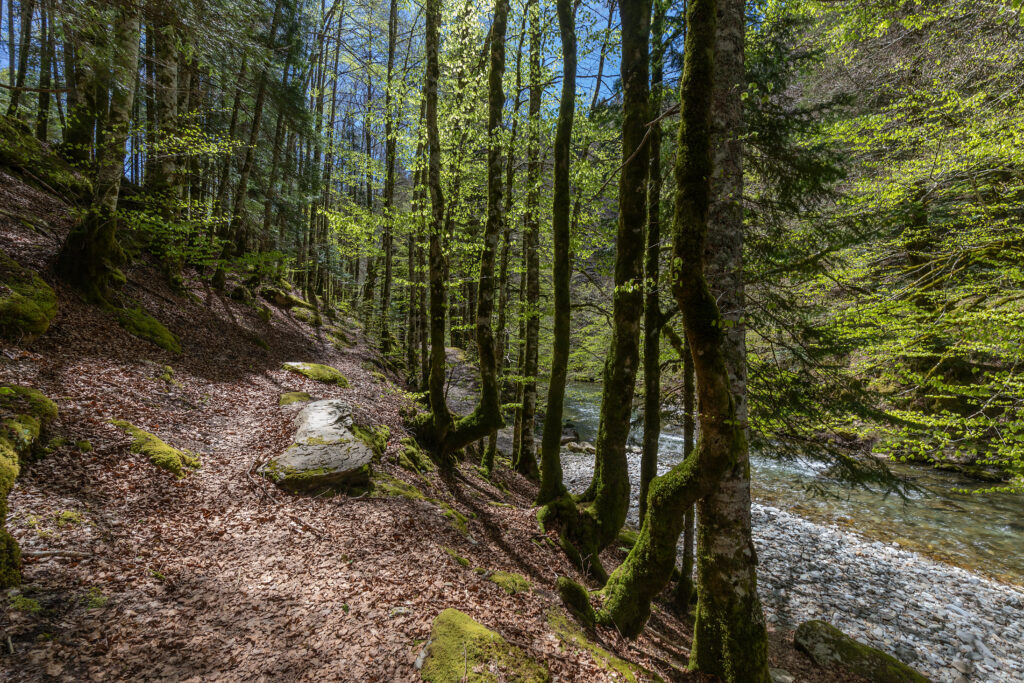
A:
[560,451,1024,683]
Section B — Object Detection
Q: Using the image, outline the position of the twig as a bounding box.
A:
[21,550,90,559]
[285,513,326,539]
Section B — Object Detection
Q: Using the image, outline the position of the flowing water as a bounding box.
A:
[547,382,1024,585]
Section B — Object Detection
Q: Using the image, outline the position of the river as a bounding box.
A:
[549,382,1024,586]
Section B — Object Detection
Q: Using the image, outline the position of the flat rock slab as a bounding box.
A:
[260,400,371,492]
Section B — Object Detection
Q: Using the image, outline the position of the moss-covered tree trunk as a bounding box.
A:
[5,0,34,117]
[379,0,399,353]
[420,0,506,462]
[569,0,651,578]
[56,1,142,304]
[515,0,542,480]
[34,0,51,140]
[639,0,666,527]
[673,333,696,609]
[536,0,576,504]
[147,0,179,215]
[690,0,769,677]
[484,28,525,475]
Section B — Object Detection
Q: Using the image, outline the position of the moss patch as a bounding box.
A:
[8,594,42,614]
[75,439,93,453]
[372,472,427,501]
[421,608,549,683]
[261,286,315,311]
[117,308,181,353]
[556,577,596,630]
[0,115,90,197]
[547,608,640,682]
[293,306,322,327]
[794,620,929,682]
[279,391,312,406]
[352,423,390,461]
[488,570,530,595]
[55,510,84,527]
[398,437,435,474]
[110,419,200,478]
[444,546,470,567]
[0,251,58,344]
[283,362,349,387]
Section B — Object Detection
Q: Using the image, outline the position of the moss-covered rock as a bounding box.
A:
[0,251,58,344]
[261,286,315,311]
[293,306,322,327]
[0,115,90,198]
[0,385,57,587]
[282,362,349,387]
[110,419,200,478]
[488,570,530,595]
[279,391,312,406]
[547,608,642,682]
[117,307,181,353]
[794,620,929,682]
[260,400,372,493]
[556,576,596,630]
[420,608,549,683]
[352,423,390,461]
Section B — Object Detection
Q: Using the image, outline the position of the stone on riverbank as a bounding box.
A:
[261,400,371,492]
[419,608,549,682]
[795,620,930,682]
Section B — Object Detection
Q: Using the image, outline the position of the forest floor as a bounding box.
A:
[0,168,866,681]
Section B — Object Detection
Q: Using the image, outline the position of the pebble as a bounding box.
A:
[560,452,1024,683]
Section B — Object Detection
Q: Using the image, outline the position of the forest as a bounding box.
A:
[0,0,1022,680]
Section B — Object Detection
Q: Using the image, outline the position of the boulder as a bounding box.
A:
[565,441,595,454]
[794,620,930,683]
[419,608,549,683]
[282,361,349,387]
[560,422,580,446]
[260,400,372,492]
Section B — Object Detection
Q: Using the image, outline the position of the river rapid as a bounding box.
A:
[551,383,1024,683]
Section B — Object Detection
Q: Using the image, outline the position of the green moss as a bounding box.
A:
[293,306,323,327]
[84,587,109,610]
[257,305,273,323]
[444,546,470,567]
[110,419,200,478]
[617,528,639,551]
[261,286,315,311]
[546,608,640,682]
[0,250,59,343]
[352,424,390,460]
[398,437,435,474]
[282,362,349,387]
[0,531,20,587]
[794,620,929,683]
[0,115,90,197]
[55,510,84,527]
[75,440,93,453]
[441,503,470,535]
[371,472,427,501]
[279,391,312,406]
[421,608,550,683]
[117,307,181,353]
[488,571,530,595]
[8,594,41,614]
[556,577,596,630]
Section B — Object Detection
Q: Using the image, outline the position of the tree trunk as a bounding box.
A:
[147,1,180,220]
[516,0,541,480]
[571,0,651,579]
[56,1,141,304]
[380,0,399,352]
[6,0,34,117]
[419,0,506,462]
[690,0,769,677]
[536,0,575,504]
[34,0,51,140]
[639,0,666,528]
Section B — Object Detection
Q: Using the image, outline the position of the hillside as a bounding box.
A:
[0,161,861,681]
